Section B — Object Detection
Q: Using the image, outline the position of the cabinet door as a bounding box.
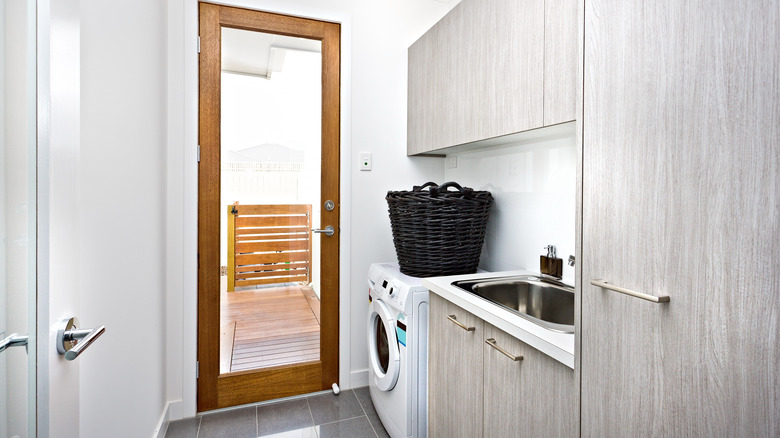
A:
[581,0,779,436]
[543,0,577,125]
[483,324,576,438]
[408,0,544,155]
[428,294,484,438]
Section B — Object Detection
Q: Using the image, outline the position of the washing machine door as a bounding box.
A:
[368,299,400,391]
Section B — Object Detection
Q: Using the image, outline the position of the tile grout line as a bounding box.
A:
[305,395,319,437]
[195,416,201,438]
[255,405,259,438]
[353,390,380,438]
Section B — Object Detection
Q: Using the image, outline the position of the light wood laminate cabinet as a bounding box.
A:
[429,293,577,437]
[408,0,577,155]
[428,293,484,438]
[581,0,779,436]
[408,0,544,155]
[483,324,577,438]
[543,0,577,126]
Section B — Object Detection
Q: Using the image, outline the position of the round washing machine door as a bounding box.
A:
[367,299,400,391]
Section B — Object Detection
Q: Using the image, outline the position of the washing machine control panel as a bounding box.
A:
[368,263,424,314]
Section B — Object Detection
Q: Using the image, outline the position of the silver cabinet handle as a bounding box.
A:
[447,315,475,332]
[485,338,523,361]
[0,333,28,354]
[590,279,670,303]
[312,225,335,237]
[56,317,106,361]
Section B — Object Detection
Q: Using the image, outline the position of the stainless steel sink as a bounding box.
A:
[452,275,574,333]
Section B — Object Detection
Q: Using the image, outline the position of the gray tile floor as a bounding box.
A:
[165,387,390,438]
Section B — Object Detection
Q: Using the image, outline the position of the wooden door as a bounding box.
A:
[581,0,779,435]
[197,2,340,411]
[428,294,484,438]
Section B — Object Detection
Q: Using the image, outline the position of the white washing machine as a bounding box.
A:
[367,262,429,438]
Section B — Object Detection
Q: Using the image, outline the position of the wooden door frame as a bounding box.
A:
[197,2,340,411]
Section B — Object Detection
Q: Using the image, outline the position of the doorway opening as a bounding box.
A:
[219,29,323,374]
[198,2,340,411]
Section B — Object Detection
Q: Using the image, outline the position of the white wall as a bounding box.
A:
[77,0,167,436]
[165,0,458,420]
[445,124,578,286]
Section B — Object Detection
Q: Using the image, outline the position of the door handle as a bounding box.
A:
[590,279,670,303]
[312,225,335,237]
[56,317,106,361]
[0,333,28,354]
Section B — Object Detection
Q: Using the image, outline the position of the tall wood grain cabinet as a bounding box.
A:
[580,0,779,436]
[407,0,576,155]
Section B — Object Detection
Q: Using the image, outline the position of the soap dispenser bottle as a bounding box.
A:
[540,245,563,279]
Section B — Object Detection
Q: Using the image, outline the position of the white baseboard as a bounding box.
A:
[153,401,172,438]
[350,368,369,388]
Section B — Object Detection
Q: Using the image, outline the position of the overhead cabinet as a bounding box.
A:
[407,0,576,155]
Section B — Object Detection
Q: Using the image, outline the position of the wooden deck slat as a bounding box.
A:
[235,276,309,288]
[236,239,309,253]
[236,215,309,228]
[220,285,320,372]
[231,204,311,215]
[236,251,310,265]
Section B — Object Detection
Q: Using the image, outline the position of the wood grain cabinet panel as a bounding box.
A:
[429,295,577,437]
[483,324,576,438]
[581,0,779,436]
[543,0,577,125]
[428,293,484,438]
[408,0,544,155]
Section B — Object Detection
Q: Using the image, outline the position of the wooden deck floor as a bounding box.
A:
[220,284,320,373]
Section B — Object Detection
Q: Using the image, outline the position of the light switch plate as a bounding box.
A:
[359,152,372,171]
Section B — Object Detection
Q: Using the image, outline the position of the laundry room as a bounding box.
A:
[13,0,777,436]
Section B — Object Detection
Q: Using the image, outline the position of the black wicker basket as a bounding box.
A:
[386,181,494,277]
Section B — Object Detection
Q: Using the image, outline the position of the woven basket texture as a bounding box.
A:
[386,181,494,277]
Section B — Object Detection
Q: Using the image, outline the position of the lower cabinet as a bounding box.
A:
[428,294,484,438]
[429,293,576,438]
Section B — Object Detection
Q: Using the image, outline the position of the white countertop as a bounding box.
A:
[422,270,575,369]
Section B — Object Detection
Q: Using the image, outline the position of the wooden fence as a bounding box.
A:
[227,204,312,292]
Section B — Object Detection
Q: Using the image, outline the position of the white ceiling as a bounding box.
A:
[221,28,322,79]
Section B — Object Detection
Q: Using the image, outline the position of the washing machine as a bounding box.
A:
[367,262,429,438]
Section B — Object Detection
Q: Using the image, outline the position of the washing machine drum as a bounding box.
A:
[368,299,400,391]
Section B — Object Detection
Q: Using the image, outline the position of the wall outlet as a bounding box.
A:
[359,152,372,171]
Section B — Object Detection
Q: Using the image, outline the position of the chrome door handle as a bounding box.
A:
[590,279,670,303]
[56,317,106,361]
[312,225,335,237]
[0,333,28,354]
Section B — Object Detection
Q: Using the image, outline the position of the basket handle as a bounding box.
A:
[430,181,474,198]
[413,182,439,192]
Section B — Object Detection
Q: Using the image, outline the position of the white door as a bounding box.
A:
[1,0,37,437]
[36,0,83,436]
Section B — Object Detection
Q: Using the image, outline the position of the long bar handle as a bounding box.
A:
[447,315,475,332]
[64,326,106,361]
[485,338,523,361]
[590,279,670,303]
[0,333,28,354]
[312,225,335,237]
[56,317,106,361]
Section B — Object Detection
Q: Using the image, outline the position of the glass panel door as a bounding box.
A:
[1,0,37,437]
[219,28,323,374]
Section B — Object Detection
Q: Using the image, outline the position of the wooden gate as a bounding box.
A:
[227,204,312,291]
